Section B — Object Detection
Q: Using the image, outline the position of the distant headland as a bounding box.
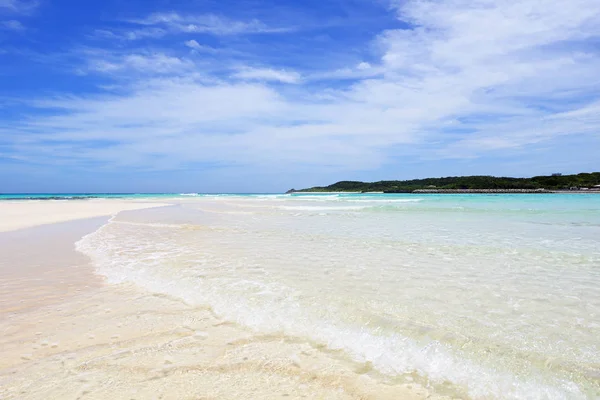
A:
[287,172,600,194]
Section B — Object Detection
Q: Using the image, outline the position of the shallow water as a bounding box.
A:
[76,194,600,399]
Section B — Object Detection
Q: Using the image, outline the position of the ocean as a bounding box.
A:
[0,193,248,200]
[68,193,599,399]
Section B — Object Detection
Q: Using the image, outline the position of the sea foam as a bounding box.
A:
[76,194,600,399]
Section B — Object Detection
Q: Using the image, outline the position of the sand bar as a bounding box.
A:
[0,199,170,232]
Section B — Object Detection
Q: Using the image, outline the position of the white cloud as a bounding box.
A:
[233,67,301,84]
[91,13,288,43]
[134,12,181,25]
[6,73,413,172]
[1,19,25,31]
[183,39,219,54]
[368,0,600,156]
[91,27,167,41]
[129,12,292,36]
[0,0,18,10]
[91,29,120,39]
[85,52,195,75]
[4,0,600,177]
[0,0,38,14]
[184,39,201,50]
[311,65,383,81]
[123,27,166,40]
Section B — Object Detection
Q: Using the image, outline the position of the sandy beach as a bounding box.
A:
[0,200,444,400]
[0,200,170,232]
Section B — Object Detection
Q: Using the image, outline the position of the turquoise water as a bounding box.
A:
[0,193,254,200]
[57,193,600,398]
[2,191,599,206]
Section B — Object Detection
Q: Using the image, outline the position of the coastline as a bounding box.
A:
[292,172,600,193]
[0,217,108,313]
[297,189,600,194]
[0,200,447,400]
[0,199,170,232]
[411,189,600,194]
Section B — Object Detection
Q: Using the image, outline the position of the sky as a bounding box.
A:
[1,0,599,193]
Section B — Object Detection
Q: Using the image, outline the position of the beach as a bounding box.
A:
[0,199,171,232]
[0,198,445,400]
[1,194,599,399]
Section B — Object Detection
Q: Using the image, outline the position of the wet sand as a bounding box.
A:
[0,202,447,400]
[0,218,108,313]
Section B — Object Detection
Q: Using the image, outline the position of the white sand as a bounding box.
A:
[0,201,453,399]
[0,284,447,400]
[0,199,170,232]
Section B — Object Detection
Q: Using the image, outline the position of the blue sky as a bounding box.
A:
[1,0,599,193]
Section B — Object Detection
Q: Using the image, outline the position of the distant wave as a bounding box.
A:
[286,195,341,201]
[0,195,103,201]
[278,205,368,211]
[338,198,424,203]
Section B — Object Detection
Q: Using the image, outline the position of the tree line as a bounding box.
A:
[293,172,600,193]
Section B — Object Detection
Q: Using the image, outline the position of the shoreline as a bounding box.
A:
[0,199,171,232]
[410,189,600,194]
[296,190,600,194]
[0,217,108,313]
[0,202,447,400]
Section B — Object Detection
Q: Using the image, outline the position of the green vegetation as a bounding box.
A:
[291,172,600,193]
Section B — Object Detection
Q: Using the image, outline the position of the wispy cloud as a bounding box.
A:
[184,39,201,50]
[128,12,293,36]
[3,0,600,187]
[233,67,301,84]
[0,0,36,33]
[82,51,195,76]
[91,27,167,41]
[1,19,24,31]
[0,0,38,14]
[183,39,219,54]
[374,0,600,156]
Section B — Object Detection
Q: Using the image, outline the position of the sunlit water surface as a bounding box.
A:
[76,194,600,399]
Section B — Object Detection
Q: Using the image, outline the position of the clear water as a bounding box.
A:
[75,193,600,399]
[0,193,261,200]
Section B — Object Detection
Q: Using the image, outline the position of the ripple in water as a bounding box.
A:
[76,195,600,399]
